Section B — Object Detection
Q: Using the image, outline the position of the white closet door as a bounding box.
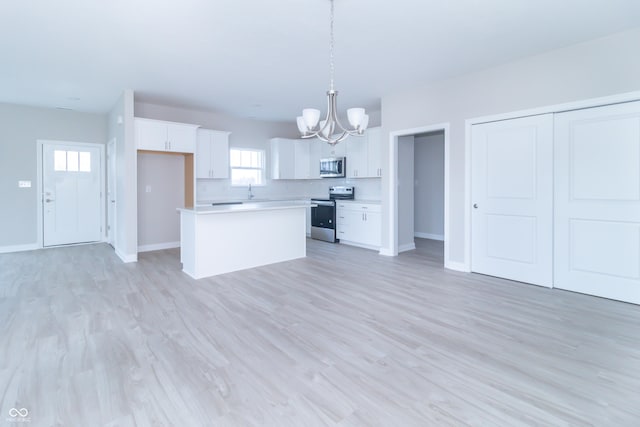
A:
[471,114,553,287]
[554,101,640,304]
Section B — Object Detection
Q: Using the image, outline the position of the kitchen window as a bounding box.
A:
[230,148,265,186]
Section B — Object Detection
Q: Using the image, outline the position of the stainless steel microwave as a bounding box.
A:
[320,157,346,178]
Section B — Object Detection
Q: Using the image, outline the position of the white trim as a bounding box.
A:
[138,241,180,252]
[339,241,380,252]
[37,140,106,249]
[0,243,39,254]
[388,123,451,265]
[107,138,117,247]
[115,248,137,263]
[399,242,416,253]
[378,247,394,256]
[414,232,444,241]
[445,261,470,272]
[463,90,640,273]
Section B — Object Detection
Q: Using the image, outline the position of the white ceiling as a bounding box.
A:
[1,0,640,121]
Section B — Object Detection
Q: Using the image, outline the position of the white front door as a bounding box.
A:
[42,142,102,247]
[107,139,116,247]
[471,114,553,287]
[554,101,640,304]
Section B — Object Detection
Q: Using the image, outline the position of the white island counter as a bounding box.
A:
[178,200,313,279]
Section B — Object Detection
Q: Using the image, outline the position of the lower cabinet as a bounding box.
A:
[336,202,381,249]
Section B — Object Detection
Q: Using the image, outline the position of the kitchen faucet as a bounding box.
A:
[248,183,254,200]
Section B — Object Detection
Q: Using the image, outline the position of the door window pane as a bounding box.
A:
[67,151,79,172]
[54,150,66,171]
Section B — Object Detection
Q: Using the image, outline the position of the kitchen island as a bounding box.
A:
[178,200,313,279]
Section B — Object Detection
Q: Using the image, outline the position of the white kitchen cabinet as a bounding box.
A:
[196,129,230,179]
[367,127,383,177]
[321,140,346,158]
[136,118,198,153]
[346,136,368,178]
[343,127,382,178]
[294,140,311,179]
[271,138,296,179]
[307,141,322,179]
[336,201,381,249]
[271,138,322,180]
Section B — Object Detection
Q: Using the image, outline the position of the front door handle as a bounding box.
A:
[45,198,55,203]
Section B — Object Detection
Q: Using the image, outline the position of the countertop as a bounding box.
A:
[180,200,315,215]
[335,199,381,204]
[197,197,381,206]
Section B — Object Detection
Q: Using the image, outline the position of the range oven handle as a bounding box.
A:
[312,201,335,206]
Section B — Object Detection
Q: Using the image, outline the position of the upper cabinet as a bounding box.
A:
[367,127,383,178]
[320,139,346,158]
[346,136,368,178]
[271,138,296,179]
[271,138,322,180]
[345,126,382,178]
[197,129,230,179]
[135,118,198,153]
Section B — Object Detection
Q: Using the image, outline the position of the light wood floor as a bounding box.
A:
[1,238,639,426]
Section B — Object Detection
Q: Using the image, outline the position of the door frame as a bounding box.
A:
[107,138,117,247]
[386,122,452,266]
[37,140,106,248]
[464,90,640,272]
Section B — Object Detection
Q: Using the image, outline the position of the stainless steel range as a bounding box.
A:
[310,186,354,243]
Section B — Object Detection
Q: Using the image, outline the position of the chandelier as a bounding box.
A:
[296,0,368,145]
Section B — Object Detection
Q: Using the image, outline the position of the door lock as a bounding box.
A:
[473,203,478,209]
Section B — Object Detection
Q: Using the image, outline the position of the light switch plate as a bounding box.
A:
[145,185,151,193]
[18,180,31,188]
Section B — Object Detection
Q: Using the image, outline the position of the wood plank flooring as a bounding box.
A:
[1,238,639,426]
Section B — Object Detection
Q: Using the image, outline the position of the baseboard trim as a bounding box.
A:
[399,242,416,253]
[0,243,39,254]
[379,247,395,256]
[445,260,470,272]
[414,232,445,241]
[339,240,380,252]
[138,241,180,253]
[115,248,137,263]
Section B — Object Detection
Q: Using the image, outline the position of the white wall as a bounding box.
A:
[381,27,640,266]
[397,136,415,251]
[137,152,184,250]
[414,132,444,240]
[108,90,136,261]
[0,103,107,250]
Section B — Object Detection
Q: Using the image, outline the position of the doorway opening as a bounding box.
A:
[397,131,445,263]
[388,123,450,266]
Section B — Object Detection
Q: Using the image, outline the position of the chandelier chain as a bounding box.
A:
[329,0,335,91]
[296,0,368,145]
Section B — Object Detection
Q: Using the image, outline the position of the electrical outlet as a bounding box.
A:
[18,180,31,188]
[146,185,151,193]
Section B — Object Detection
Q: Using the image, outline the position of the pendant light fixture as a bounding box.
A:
[296,0,368,145]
